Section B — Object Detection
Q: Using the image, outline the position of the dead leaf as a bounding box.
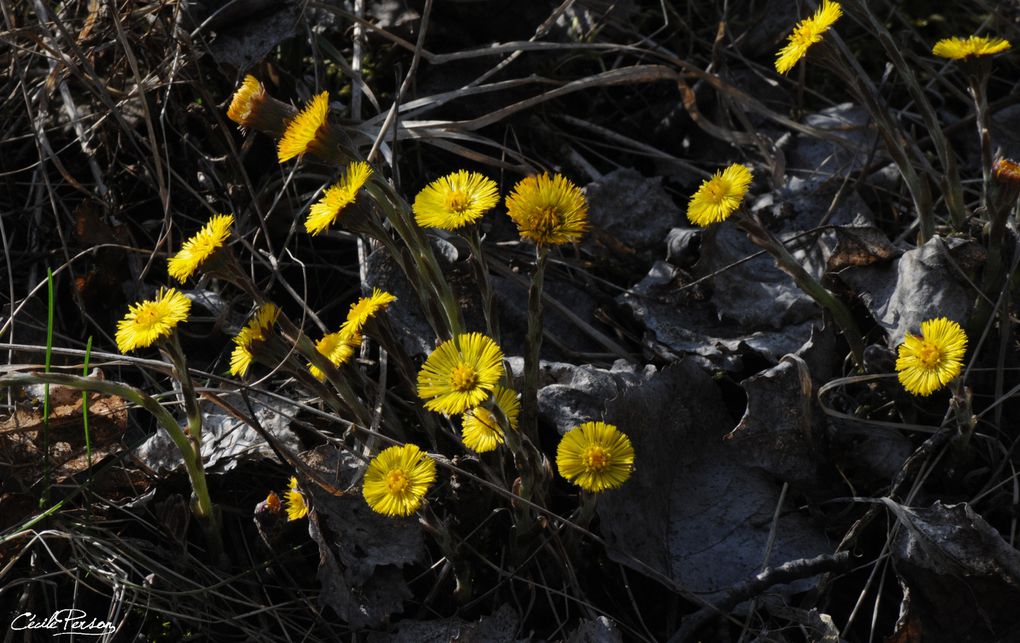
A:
[726,354,826,490]
[598,362,831,599]
[1,373,129,483]
[584,168,679,254]
[619,260,817,369]
[884,499,1020,643]
[827,226,901,271]
[132,392,300,474]
[837,235,978,346]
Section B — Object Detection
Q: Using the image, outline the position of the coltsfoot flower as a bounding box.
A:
[775,0,842,74]
[686,163,753,226]
[278,91,330,163]
[505,173,589,245]
[417,333,505,415]
[305,161,373,235]
[993,157,1020,183]
[413,170,500,230]
[339,288,396,340]
[461,386,521,453]
[227,75,297,137]
[264,490,282,513]
[285,476,309,521]
[933,35,1011,60]
[229,303,281,377]
[896,317,967,396]
[556,421,634,492]
[168,214,233,282]
[228,76,265,126]
[362,444,437,516]
[308,330,361,381]
[116,288,191,353]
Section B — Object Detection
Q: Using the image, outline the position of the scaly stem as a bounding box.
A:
[968,69,993,213]
[466,225,499,339]
[165,333,202,441]
[160,334,223,560]
[365,179,463,338]
[520,246,548,439]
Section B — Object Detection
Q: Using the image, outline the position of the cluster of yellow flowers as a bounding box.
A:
[117,78,636,521]
[123,20,995,525]
[773,1,1011,75]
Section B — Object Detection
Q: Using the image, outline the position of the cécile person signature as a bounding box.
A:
[10,609,117,636]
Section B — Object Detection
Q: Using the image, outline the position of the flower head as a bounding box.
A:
[505,173,589,245]
[686,163,753,226]
[305,161,374,235]
[933,35,1011,60]
[556,421,634,492]
[339,288,396,340]
[168,214,234,282]
[229,303,281,377]
[775,0,843,74]
[227,75,265,126]
[896,317,967,396]
[993,157,1020,183]
[461,386,520,453]
[226,76,296,137]
[413,170,500,230]
[264,490,282,513]
[116,288,191,353]
[285,477,309,521]
[308,330,361,381]
[278,91,330,163]
[417,333,505,415]
[362,444,437,516]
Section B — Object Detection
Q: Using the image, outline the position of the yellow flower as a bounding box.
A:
[305,161,374,235]
[115,288,191,353]
[412,170,500,230]
[362,443,437,516]
[775,0,843,74]
[285,476,309,521]
[167,213,233,282]
[417,333,505,415]
[896,317,967,396]
[557,421,635,492]
[686,163,753,226]
[229,303,281,377]
[227,75,265,126]
[933,35,1011,60]
[339,288,396,340]
[308,330,361,381]
[277,91,330,163]
[461,386,520,453]
[505,173,589,245]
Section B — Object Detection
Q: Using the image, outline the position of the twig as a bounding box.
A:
[668,551,852,642]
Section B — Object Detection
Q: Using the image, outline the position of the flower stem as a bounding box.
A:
[160,334,223,560]
[736,214,865,368]
[968,68,993,213]
[520,246,548,439]
[466,225,499,340]
[365,179,463,338]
